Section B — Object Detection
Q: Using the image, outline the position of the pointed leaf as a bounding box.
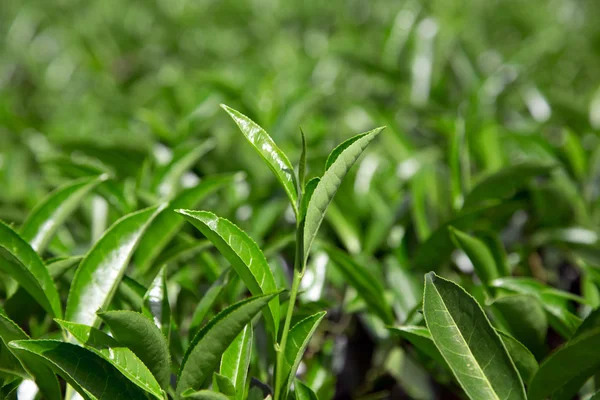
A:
[294,381,319,400]
[212,373,236,396]
[221,104,298,215]
[177,292,281,398]
[0,314,61,400]
[142,267,171,340]
[281,312,326,398]
[449,227,500,284]
[46,256,83,279]
[189,269,231,338]
[135,174,236,278]
[66,205,163,327]
[182,389,229,400]
[0,222,61,317]
[176,210,279,336]
[304,127,383,262]
[98,310,171,390]
[56,319,164,399]
[20,175,107,253]
[300,178,320,221]
[495,331,538,385]
[388,326,449,368]
[423,272,526,400]
[220,324,252,400]
[9,340,149,400]
[152,139,215,198]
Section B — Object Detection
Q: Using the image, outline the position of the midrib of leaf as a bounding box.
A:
[428,282,501,400]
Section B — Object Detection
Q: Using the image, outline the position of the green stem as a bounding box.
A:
[274,220,305,400]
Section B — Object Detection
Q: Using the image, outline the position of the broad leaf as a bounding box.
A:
[176,210,280,336]
[65,205,163,327]
[135,174,235,278]
[423,272,526,400]
[177,292,281,398]
[281,312,326,398]
[142,266,171,340]
[294,381,319,400]
[303,127,383,262]
[56,319,164,399]
[9,340,149,400]
[0,314,61,400]
[20,175,106,253]
[221,104,298,215]
[220,324,252,400]
[325,245,394,324]
[0,222,62,317]
[98,310,171,390]
[449,227,500,284]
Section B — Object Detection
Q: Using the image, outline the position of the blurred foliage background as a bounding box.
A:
[3,0,600,398]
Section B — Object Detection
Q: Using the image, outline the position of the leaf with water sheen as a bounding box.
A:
[220,324,252,400]
[221,104,298,215]
[142,266,171,340]
[177,292,280,398]
[176,210,280,336]
[98,310,171,390]
[135,174,236,278]
[56,319,164,399]
[0,314,61,400]
[423,272,526,400]
[0,222,62,317]
[9,340,149,400]
[281,312,326,398]
[20,175,107,253]
[65,205,163,327]
[303,127,383,262]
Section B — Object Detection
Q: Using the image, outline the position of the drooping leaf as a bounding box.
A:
[151,139,216,198]
[294,380,319,400]
[182,389,229,400]
[0,222,62,317]
[0,314,61,400]
[55,319,164,399]
[448,227,500,285]
[142,266,171,340]
[280,312,326,398]
[20,175,107,253]
[9,340,149,400]
[463,163,555,208]
[176,292,281,398]
[221,104,298,215]
[220,324,252,400]
[176,210,280,336]
[134,174,236,279]
[423,272,526,400]
[65,205,163,327]
[303,127,384,262]
[324,245,394,324]
[98,310,171,390]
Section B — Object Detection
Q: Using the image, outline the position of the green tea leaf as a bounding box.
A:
[495,331,538,385]
[294,380,319,400]
[151,139,215,198]
[281,312,326,398]
[20,175,106,253]
[98,310,171,390]
[135,174,236,278]
[449,227,500,284]
[9,340,149,400]
[177,292,281,398]
[303,127,384,262]
[142,267,171,340]
[423,272,526,400]
[65,205,163,327]
[176,210,280,336]
[55,319,164,399]
[325,245,394,324]
[0,222,62,317]
[46,256,83,279]
[212,373,236,396]
[221,104,298,216]
[299,128,307,189]
[463,163,555,208]
[300,178,320,221]
[0,314,61,400]
[182,389,229,400]
[220,324,252,400]
[388,326,449,368]
[189,269,231,338]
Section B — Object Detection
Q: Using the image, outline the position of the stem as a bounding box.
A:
[274,221,305,400]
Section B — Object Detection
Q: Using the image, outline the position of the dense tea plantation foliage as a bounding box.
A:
[2,0,600,399]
